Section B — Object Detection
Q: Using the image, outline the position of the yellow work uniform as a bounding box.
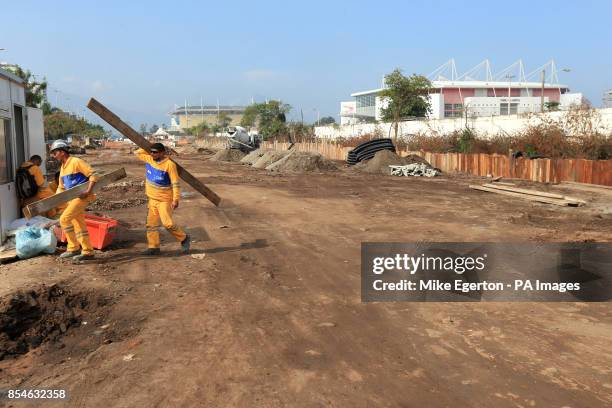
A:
[19,161,55,217]
[135,149,186,249]
[57,156,98,255]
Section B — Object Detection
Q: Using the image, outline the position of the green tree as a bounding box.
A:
[379,69,432,139]
[150,124,159,133]
[240,100,290,139]
[139,124,147,135]
[1,64,48,108]
[217,112,232,127]
[544,101,560,112]
[318,116,336,125]
[188,122,210,137]
[44,111,107,140]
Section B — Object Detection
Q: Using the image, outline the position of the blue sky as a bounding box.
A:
[1,0,611,129]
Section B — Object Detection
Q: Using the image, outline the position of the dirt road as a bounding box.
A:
[1,149,611,407]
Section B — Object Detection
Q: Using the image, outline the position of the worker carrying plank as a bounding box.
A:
[17,155,56,217]
[135,143,191,255]
[50,139,98,261]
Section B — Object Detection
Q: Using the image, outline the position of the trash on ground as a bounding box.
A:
[15,227,57,259]
[389,163,441,177]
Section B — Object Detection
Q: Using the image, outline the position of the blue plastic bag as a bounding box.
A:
[15,226,57,259]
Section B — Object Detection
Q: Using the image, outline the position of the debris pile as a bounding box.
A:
[88,197,148,211]
[355,150,432,175]
[210,148,246,162]
[101,180,145,194]
[266,151,338,173]
[390,163,440,177]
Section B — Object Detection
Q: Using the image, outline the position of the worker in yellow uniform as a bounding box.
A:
[17,155,56,217]
[135,143,190,255]
[50,140,98,262]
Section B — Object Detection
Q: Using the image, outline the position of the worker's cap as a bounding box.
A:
[150,143,166,153]
[50,139,70,152]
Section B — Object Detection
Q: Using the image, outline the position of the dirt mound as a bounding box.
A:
[241,148,270,165]
[252,150,290,168]
[355,150,431,175]
[0,284,109,360]
[266,151,338,173]
[210,148,246,162]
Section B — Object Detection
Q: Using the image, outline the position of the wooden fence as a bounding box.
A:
[184,139,612,186]
[260,141,612,186]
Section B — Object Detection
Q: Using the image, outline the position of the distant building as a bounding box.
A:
[341,60,583,123]
[169,105,246,131]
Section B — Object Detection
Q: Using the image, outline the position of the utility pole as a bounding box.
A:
[504,74,515,115]
[540,69,545,113]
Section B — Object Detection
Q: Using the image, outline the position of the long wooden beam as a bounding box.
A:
[87,98,221,206]
[483,183,586,203]
[469,185,583,207]
[24,168,127,218]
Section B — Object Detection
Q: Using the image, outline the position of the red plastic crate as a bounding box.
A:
[54,214,118,250]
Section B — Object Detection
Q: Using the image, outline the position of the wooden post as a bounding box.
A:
[87,98,221,206]
[24,168,127,219]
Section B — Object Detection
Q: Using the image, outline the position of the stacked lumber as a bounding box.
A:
[469,183,586,207]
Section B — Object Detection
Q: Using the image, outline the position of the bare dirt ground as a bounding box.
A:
[1,148,611,407]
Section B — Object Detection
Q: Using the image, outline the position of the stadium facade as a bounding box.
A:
[340,60,582,125]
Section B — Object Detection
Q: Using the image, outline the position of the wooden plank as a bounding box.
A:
[483,183,567,199]
[469,185,582,207]
[87,98,221,207]
[24,168,127,218]
[483,183,586,204]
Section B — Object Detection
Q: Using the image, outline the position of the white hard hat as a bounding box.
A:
[50,139,70,152]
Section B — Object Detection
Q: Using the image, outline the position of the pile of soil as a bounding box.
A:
[252,151,290,169]
[175,145,217,155]
[266,151,338,173]
[0,284,107,360]
[355,150,431,175]
[241,149,270,165]
[210,149,246,162]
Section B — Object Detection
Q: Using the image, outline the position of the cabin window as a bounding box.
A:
[0,118,12,183]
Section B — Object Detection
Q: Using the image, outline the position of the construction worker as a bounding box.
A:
[17,155,56,217]
[50,140,97,261]
[135,143,190,255]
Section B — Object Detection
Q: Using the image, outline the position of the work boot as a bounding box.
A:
[142,248,161,256]
[180,235,191,254]
[59,251,80,258]
[72,254,94,262]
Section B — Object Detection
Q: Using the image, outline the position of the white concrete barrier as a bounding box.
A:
[315,108,612,140]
